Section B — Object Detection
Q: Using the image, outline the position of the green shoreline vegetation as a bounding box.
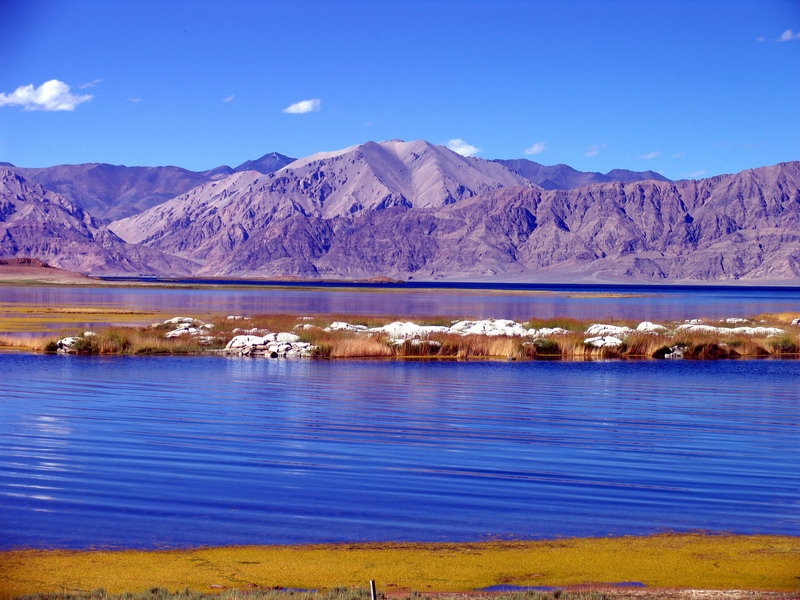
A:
[1,311,799,360]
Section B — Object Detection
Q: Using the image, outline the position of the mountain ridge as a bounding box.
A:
[2,140,798,283]
[108,141,800,282]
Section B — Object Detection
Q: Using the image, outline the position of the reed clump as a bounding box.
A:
[0,334,54,351]
[325,336,394,358]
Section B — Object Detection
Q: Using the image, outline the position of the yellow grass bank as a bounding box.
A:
[1,535,798,598]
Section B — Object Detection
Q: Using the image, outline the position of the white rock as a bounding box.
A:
[722,318,750,324]
[584,336,625,348]
[197,336,217,345]
[233,327,269,334]
[201,323,214,330]
[585,324,632,337]
[686,318,705,325]
[298,316,314,321]
[164,316,197,325]
[636,322,667,333]
[534,327,569,337]
[225,335,269,349]
[294,323,319,330]
[391,338,443,347]
[663,345,686,359]
[276,332,301,342]
[56,336,82,350]
[450,318,528,337]
[728,326,785,336]
[325,321,368,332]
[226,315,250,320]
[83,331,98,337]
[676,324,720,334]
[369,321,450,339]
[677,324,786,336]
[791,318,800,326]
[165,327,201,338]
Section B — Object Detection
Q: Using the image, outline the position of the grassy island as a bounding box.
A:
[1,312,799,361]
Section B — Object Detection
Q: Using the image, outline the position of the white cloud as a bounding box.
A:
[446,138,480,157]
[777,29,800,42]
[671,152,686,158]
[682,170,707,178]
[129,97,142,103]
[282,98,321,114]
[523,141,547,155]
[79,79,103,89]
[0,79,93,111]
[640,151,661,159]
[223,95,235,103]
[756,36,766,42]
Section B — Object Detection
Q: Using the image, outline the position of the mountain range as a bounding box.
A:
[2,139,798,283]
[1,152,295,222]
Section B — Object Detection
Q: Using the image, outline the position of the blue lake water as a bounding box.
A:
[2,282,800,332]
[1,354,798,550]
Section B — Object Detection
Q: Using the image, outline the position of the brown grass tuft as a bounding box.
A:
[0,334,55,351]
[326,336,393,358]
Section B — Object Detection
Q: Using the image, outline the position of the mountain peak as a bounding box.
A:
[233,152,295,174]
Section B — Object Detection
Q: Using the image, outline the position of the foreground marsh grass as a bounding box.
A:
[1,535,798,597]
[13,589,784,600]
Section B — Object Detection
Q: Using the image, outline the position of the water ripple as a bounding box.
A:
[1,355,798,549]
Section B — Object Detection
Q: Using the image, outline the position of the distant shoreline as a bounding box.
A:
[3,262,800,292]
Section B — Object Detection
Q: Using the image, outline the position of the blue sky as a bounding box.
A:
[1,0,798,179]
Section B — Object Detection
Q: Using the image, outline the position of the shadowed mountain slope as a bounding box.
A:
[6,153,294,223]
[0,170,197,275]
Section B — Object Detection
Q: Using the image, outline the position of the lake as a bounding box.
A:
[1,354,798,550]
[2,281,800,334]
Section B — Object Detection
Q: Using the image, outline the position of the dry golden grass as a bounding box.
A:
[325,336,394,358]
[1,535,798,596]
[0,334,53,351]
[755,312,800,325]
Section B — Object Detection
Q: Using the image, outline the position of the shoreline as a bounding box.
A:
[1,534,798,597]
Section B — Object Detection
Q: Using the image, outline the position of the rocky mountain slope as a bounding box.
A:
[495,158,670,190]
[109,140,532,253]
[107,139,800,282]
[4,152,295,223]
[0,170,196,275]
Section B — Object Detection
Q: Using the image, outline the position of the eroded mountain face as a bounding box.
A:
[3,140,799,282]
[0,169,197,275]
[4,152,295,223]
